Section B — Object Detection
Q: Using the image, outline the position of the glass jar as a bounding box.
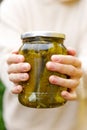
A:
[18,31,68,108]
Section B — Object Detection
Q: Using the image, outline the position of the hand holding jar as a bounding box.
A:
[7,32,83,108]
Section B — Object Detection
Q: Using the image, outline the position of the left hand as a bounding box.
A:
[46,48,83,101]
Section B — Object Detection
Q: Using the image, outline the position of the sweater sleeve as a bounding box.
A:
[77,31,87,99]
[0,0,27,89]
[73,2,87,99]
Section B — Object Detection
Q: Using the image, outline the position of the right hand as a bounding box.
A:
[7,50,31,94]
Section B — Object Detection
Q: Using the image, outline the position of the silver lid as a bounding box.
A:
[21,31,65,39]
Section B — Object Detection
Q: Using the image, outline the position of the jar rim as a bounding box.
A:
[21,31,65,39]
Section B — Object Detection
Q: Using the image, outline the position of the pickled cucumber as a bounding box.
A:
[18,40,68,108]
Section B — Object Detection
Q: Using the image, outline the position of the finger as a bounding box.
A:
[49,75,80,88]
[46,62,82,78]
[51,55,81,68]
[8,63,31,73]
[67,47,76,56]
[7,54,25,64]
[11,85,23,94]
[9,73,29,83]
[61,90,77,100]
[11,49,19,54]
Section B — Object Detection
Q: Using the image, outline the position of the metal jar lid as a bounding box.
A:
[21,31,65,39]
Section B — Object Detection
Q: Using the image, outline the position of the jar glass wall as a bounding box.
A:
[18,31,68,108]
